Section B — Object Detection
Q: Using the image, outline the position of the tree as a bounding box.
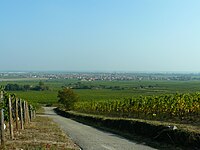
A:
[5,84,22,91]
[57,87,78,110]
[23,84,31,91]
[32,81,49,91]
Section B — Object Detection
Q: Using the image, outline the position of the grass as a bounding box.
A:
[2,116,80,150]
[13,91,57,105]
[2,78,200,104]
[0,78,199,148]
[67,110,200,134]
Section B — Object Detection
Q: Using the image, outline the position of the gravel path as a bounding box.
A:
[43,107,157,150]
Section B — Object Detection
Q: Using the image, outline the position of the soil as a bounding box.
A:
[1,116,80,150]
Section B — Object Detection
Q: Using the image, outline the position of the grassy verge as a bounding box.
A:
[55,108,200,150]
[2,116,80,150]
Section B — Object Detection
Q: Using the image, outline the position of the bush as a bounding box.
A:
[57,87,78,110]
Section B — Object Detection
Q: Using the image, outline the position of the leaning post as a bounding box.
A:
[8,95,14,139]
[19,99,24,130]
[29,105,33,121]
[15,98,19,131]
[33,109,36,119]
[23,101,27,125]
[0,91,5,145]
[26,102,30,124]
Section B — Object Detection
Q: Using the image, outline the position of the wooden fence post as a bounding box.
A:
[8,95,14,139]
[33,109,36,119]
[0,91,5,145]
[15,98,19,131]
[26,102,30,124]
[19,99,24,130]
[23,101,27,125]
[30,105,33,121]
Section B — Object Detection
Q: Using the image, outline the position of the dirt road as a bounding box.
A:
[43,107,157,150]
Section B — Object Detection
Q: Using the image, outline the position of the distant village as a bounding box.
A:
[1,71,200,81]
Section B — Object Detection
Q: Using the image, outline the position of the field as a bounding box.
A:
[2,78,200,104]
[1,78,200,125]
[1,77,199,149]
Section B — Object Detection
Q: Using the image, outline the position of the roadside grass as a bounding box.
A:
[68,111,200,134]
[2,116,80,150]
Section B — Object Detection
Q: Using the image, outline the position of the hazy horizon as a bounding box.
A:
[1,70,200,74]
[1,0,200,72]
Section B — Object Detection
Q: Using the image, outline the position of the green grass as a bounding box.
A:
[2,79,200,104]
[12,91,57,105]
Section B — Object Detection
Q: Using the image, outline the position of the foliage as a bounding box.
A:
[2,79,200,124]
[13,91,57,105]
[74,93,200,122]
[4,81,49,91]
[5,83,25,91]
[0,92,17,121]
[3,78,200,103]
[32,81,49,91]
[58,87,78,110]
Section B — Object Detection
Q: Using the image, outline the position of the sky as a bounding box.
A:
[0,0,200,72]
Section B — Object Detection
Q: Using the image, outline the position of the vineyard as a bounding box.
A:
[2,79,200,124]
[74,93,200,123]
[0,89,36,147]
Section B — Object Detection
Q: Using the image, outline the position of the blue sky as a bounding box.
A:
[0,0,200,72]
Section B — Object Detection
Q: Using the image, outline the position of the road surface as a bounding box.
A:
[43,107,157,150]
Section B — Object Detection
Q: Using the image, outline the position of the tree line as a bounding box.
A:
[4,81,49,91]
